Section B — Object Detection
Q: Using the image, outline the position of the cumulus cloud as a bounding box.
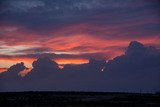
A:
[106,41,160,71]
[0,41,160,92]
[19,57,60,90]
[104,41,160,92]
[0,62,27,91]
[1,62,27,77]
[31,57,59,73]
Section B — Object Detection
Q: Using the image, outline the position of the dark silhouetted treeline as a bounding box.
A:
[0,91,160,107]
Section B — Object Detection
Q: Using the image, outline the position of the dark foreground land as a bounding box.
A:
[0,91,160,107]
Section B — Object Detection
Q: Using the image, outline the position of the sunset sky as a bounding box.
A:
[0,0,160,68]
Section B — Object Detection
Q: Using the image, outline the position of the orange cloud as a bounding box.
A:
[55,58,89,65]
[0,68,7,73]
[0,57,35,68]
[0,22,160,69]
[18,68,32,77]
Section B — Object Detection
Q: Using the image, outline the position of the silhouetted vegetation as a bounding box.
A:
[0,91,160,107]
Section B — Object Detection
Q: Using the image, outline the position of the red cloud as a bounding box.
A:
[0,22,160,68]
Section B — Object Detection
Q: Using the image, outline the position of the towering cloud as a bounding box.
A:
[0,41,160,92]
[26,57,60,78]
[106,41,160,71]
[32,57,59,72]
[1,62,27,77]
[0,62,27,91]
[104,41,160,92]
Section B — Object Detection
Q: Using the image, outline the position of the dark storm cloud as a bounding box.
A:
[0,0,45,13]
[106,41,160,72]
[101,41,160,92]
[0,62,29,91]
[26,57,60,79]
[0,0,159,38]
[0,62,27,77]
[0,41,160,92]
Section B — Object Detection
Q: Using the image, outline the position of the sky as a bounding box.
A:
[0,0,160,92]
[0,0,160,68]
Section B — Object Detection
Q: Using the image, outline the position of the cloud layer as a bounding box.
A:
[0,0,160,68]
[0,41,160,92]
